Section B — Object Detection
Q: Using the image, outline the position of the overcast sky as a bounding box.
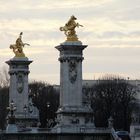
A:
[0,0,140,84]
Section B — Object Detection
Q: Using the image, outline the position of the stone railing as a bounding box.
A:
[0,131,115,140]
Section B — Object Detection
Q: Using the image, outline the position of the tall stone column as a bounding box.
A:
[6,32,38,127]
[54,42,94,133]
[6,58,35,125]
[52,16,94,133]
[56,44,86,108]
[6,58,32,117]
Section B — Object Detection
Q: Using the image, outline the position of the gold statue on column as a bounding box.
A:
[60,15,83,42]
[10,32,30,57]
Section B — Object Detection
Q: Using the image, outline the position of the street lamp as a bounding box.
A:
[6,100,18,132]
[23,105,28,128]
[47,102,50,108]
[7,100,16,117]
[46,102,50,128]
[7,100,16,124]
[23,105,27,119]
[108,116,113,128]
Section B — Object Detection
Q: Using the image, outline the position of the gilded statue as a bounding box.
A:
[60,15,83,41]
[10,32,30,57]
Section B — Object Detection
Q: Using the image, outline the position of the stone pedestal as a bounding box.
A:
[6,114,18,133]
[53,42,94,133]
[6,57,38,127]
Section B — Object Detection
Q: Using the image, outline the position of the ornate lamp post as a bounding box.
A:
[46,102,50,128]
[108,116,114,128]
[6,100,18,132]
[23,105,28,127]
[7,100,16,124]
[47,102,50,108]
[23,105,28,119]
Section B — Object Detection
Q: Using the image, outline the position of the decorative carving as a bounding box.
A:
[17,74,24,93]
[71,118,79,124]
[10,32,30,57]
[69,60,77,84]
[70,114,79,124]
[60,15,83,41]
[59,56,83,63]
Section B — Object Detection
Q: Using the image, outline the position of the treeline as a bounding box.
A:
[0,87,9,130]
[0,67,9,130]
[83,76,138,131]
[29,81,59,128]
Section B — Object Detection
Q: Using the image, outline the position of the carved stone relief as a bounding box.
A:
[69,60,77,84]
[17,73,24,93]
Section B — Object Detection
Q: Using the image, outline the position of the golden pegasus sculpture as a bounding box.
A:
[60,15,83,41]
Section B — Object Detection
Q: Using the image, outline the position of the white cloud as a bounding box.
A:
[0,0,113,11]
[0,19,61,31]
[0,0,140,84]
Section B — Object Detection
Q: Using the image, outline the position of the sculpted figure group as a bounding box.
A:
[60,15,83,41]
[10,32,30,57]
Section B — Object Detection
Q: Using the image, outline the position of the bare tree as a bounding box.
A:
[29,81,59,128]
[0,66,9,129]
[0,66,9,88]
[84,75,137,131]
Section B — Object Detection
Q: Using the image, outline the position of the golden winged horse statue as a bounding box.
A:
[60,15,83,41]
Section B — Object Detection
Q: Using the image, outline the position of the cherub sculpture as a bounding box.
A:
[10,32,30,57]
[60,15,83,41]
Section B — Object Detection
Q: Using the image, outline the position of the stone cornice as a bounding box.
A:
[59,56,84,63]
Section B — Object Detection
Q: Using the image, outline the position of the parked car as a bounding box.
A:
[116,131,131,140]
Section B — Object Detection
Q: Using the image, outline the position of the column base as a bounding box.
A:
[15,115,38,128]
[52,124,95,133]
[6,124,18,133]
[55,105,95,132]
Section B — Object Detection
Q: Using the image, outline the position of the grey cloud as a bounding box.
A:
[83,47,140,74]
[0,0,139,22]
[25,31,62,40]
[86,47,140,57]
[0,0,140,83]
[99,32,126,38]
[129,31,140,37]
[96,31,140,39]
